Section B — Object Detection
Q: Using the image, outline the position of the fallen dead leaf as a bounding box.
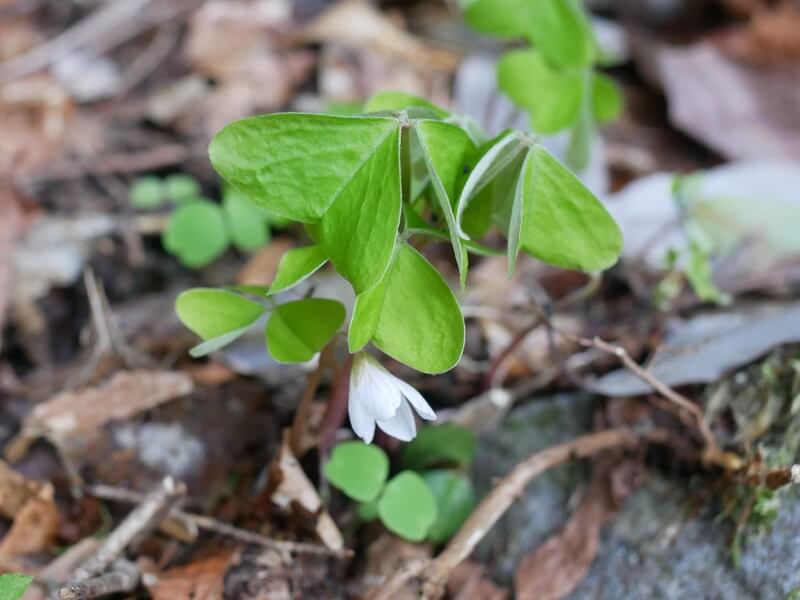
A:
[267,430,344,552]
[0,459,46,519]
[657,39,800,162]
[449,561,509,600]
[592,302,800,396]
[514,456,641,600]
[6,370,193,460]
[0,484,59,572]
[722,4,800,64]
[296,0,459,72]
[145,548,236,600]
[11,212,115,306]
[184,0,314,136]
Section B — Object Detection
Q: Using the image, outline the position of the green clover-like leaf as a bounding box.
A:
[0,573,33,600]
[163,201,229,268]
[378,471,438,541]
[130,175,164,209]
[176,288,264,357]
[268,245,328,295]
[402,423,477,470]
[349,243,464,374]
[265,298,345,363]
[210,114,402,294]
[325,441,389,502]
[423,470,476,543]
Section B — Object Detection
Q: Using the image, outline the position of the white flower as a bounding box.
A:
[348,352,436,443]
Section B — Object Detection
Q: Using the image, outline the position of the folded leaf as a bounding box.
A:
[176,288,264,355]
[520,145,623,271]
[211,114,403,293]
[266,298,346,363]
[414,120,475,283]
[348,243,464,374]
[269,245,328,295]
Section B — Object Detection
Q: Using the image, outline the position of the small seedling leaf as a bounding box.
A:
[130,175,164,209]
[176,288,264,355]
[378,471,438,542]
[223,187,271,251]
[0,573,33,600]
[423,470,476,543]
[164,174,201,203]
[402,423,476,470]
[497,49,583,134]
[325,441,389,502]
[163,201,229,268]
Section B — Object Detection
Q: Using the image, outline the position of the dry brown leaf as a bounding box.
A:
[0,187,23,352]
[0,485,59,571]
[146,549,236,600]
[267,430,344,552]
[657,40,800,162]
[184,0,314,135]
[7,370,193,460]
[0,459,46,519]
[296,0,459,72]
[514,457,642,600]
[448,561,509,600]
[723,5,800,64]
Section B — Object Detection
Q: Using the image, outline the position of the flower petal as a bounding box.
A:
[351,357,401,421]
[348,389,376,443]
[394,378,436,421]
[376,398,416,442]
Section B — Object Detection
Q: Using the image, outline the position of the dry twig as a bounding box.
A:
[86,483,352,559]
[71,477,185,583]
[59,559,139,600]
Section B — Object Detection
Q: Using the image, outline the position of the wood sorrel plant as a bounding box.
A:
[175,92,622,442]
[461,0,623,170]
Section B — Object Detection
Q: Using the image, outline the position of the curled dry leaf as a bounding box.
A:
[267,431,344,552]
[514,457,642,600]
[296,0,459,72]
[0,459,47,519]
[0,482,59,571]
[448,561,509,600]
[7,370,193,460]
[657,40,800,162]
[145,548,236,600]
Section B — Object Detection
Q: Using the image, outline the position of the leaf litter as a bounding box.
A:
[1,1,800,598]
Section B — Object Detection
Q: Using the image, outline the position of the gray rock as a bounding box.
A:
[571,479,800,600]
[472,393,596,582]
[473,393,800,598]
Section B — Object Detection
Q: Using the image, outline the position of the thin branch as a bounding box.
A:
[59,559,139,600]
[86,483,352,559]
[19,144,190,186]
[527,304,728,466]
[71,477,184,582]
